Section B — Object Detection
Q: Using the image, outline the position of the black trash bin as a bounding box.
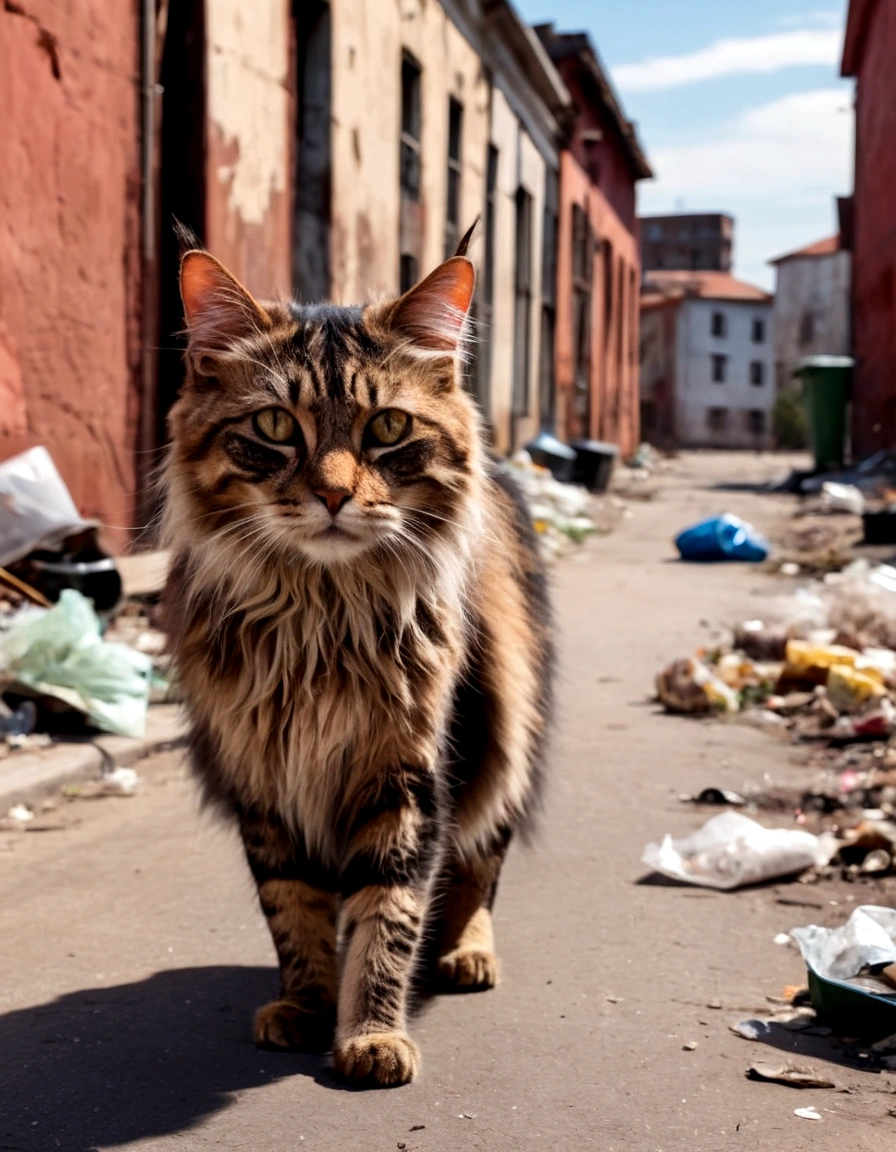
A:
[524,431,577,482]
[571,439,618,492]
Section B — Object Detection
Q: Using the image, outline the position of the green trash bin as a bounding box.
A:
[794,355,853,471]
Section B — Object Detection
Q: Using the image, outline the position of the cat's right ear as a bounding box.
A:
[180,249,271,368]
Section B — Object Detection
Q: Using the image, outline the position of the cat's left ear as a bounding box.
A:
[387,256,475,355]
[180,248,271,366]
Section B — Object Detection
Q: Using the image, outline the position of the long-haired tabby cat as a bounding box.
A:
[163,225,552,1086]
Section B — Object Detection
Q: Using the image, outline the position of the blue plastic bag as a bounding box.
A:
[675,514,769,562]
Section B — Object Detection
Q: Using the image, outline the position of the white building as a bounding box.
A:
[640,271,775,449]
[769,235,850,393]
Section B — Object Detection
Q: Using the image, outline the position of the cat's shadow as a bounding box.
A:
[0,965,360,1151]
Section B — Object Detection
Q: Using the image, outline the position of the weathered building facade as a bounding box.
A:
[770,236,851,393]
[842,0,896,456]
[640,272,775,449]
[1,0,650,539]
[537,26,651,457]
[640,213,734,274]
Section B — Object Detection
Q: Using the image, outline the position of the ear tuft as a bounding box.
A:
[180,249,271,360]
[388,257,475,354]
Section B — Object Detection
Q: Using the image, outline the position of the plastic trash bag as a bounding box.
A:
[791,905,896,983]
[675,514,769,562]
[641,811,837,890]
[0,447,95,568]
[0,589,151,737]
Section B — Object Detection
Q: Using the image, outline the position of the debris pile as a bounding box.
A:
[507,452,598,557]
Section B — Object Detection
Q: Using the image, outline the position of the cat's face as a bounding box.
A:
[167,249,480,567]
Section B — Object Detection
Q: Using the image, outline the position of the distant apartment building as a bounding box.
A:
[770,235,851,392]
[536,25,652,455]
[640,213,734,273]
[640,271,774,449]
[842,0,896,457]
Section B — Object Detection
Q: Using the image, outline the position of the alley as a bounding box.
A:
[1,453,892,1152]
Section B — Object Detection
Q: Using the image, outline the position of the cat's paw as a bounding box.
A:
[332,1031,420,1086]
[438,947,499,991]
[253,999,335,1053]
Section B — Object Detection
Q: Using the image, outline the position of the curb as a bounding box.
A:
[0,705,187,810]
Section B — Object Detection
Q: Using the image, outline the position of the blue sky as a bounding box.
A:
[515,0,853,289]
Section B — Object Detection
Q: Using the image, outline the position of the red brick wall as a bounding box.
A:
[0,0,143,547]
[850,0,896,456]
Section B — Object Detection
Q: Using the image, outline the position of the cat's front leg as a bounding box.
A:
[333,765,441,1087]
[239,808,338,1053]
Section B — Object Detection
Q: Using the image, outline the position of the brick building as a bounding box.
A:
[842,0,896,456]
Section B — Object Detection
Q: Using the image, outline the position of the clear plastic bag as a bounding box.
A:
[0,590,151,737]
[0,446,94,568]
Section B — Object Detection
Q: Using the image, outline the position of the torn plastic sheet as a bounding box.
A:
[790,905,896,986]
[641,811,837,890]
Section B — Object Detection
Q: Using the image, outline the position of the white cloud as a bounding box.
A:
[777,10,844,29]
[614,29,842,92]
[641,88,852,201]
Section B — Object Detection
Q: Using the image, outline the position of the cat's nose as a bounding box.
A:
[314,488,351,516]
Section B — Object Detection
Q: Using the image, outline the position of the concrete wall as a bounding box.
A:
[0,0,142,545]
[205,0,292,298]
[329,0,489,304]
[846,0,896,455]
[675,299,775,448]
[773,251,851,391]
[555,152,640,456]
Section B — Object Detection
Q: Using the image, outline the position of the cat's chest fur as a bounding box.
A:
[174,555,464,857]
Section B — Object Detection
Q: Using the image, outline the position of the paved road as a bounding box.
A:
[2,452,893,1151]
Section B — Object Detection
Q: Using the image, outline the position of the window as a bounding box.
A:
[539,168,559,430]
[474,144,499,409]
[711,311,727,337]
[751,318,765,343]
[798,311,815,346]
[572,203,594,426]
[512,187,533,421]
[399,254,418,295]
[711,354,727,383]
[399,53,422,202]
[707,407,729,434]
[750,360,765,386]
[746,409,766,436]
[444,97,463,257]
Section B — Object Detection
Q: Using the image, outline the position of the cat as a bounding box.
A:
[162,225,553,1087]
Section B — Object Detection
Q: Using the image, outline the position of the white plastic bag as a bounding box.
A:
[0,589,151,737]
[791,905,896,982]
[641,812,837,890]
[0,446,95,568]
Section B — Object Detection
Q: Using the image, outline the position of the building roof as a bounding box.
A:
[533,24,653,180]
[842,0,877,75]
[641,270,772,303]
[769,235,841,264]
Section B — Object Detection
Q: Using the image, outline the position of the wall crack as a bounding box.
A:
[4,0,62,80]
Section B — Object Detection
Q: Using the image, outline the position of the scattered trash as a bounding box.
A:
[656,656,739,714]
[682,1041,698,1051]
[0,699,37,738]
[686,787,747,807]
[747,1060,835,1089]
[7,804,34,823]
[675,514,769,563]
[641,812,837,890]
[0,589,151,737]
[774,933,792,945]
[820,482,865,516]
[0,447,95,569]
[793,1107,822,1121]
[507,452,597,558]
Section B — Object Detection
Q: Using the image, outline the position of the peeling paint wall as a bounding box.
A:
[329,0,490,305]
[0,0,142,546]
[206,0,292,297]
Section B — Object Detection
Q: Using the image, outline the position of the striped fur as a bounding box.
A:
[163,241,552,1086]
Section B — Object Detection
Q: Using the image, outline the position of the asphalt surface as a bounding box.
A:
[1,452,894,1151]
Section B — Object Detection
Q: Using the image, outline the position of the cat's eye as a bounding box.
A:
[365,409,411,447]
[253,407,297,444]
